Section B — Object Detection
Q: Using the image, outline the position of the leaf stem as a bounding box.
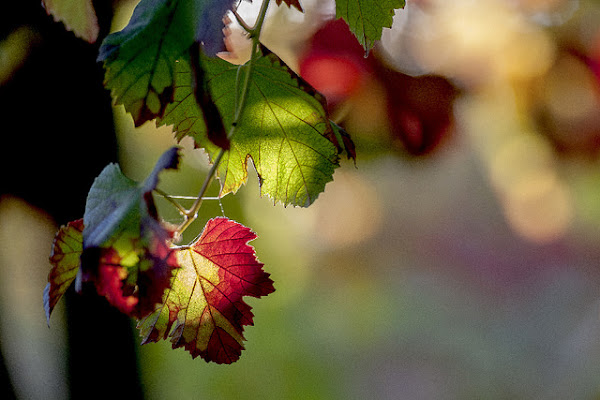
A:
[154,188,188,214]
[154,188,224,213]
[175,0,271,239]
[158,194,223,201]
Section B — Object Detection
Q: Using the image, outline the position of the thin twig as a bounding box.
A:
[154,188,187,215]
[232,8,253,33]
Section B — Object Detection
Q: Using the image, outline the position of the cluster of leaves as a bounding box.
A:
[44,148,275,363]
[43,0,404,363]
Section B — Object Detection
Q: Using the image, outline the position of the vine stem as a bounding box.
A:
[175,0,271,238]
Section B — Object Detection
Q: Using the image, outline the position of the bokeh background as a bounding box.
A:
[3,0,600,398]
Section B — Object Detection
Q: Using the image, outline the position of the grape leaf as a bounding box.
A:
[78,147,181,318]
[138,217,275,364]
[42,0,99,43]
[98,0,237,126]
[336,0,405,54]
[160,47,344,207]
[44,219,84,325]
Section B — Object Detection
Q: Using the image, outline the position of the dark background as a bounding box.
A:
[0,1,142,398]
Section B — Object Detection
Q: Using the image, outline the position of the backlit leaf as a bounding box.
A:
[336,0,405,54]
[44,219,84,325]
[138,217,275,363]
[160,47,343,207]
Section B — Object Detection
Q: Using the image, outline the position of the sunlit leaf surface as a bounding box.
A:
[160,47,342,207]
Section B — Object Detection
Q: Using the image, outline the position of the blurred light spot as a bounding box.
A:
[489,133,554,193]
[389,0,555,85]
[240,173,316,306]
[300,55,363,104]
[502,171,573,243]
[458,84,573,243]
[304,169,383,248]
[415,0,513,83]
[500,27,555,80]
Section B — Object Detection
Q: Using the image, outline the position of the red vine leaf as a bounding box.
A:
[44,219,84,325]
[82,219,179,318]
[138,217,275,364]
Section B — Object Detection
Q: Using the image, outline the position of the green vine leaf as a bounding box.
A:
[336,0,405,54]
[159,47,348,207]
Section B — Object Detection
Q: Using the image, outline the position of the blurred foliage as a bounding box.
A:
[3,0,600,399]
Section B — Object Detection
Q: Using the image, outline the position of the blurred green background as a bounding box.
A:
[3,0,600,399]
